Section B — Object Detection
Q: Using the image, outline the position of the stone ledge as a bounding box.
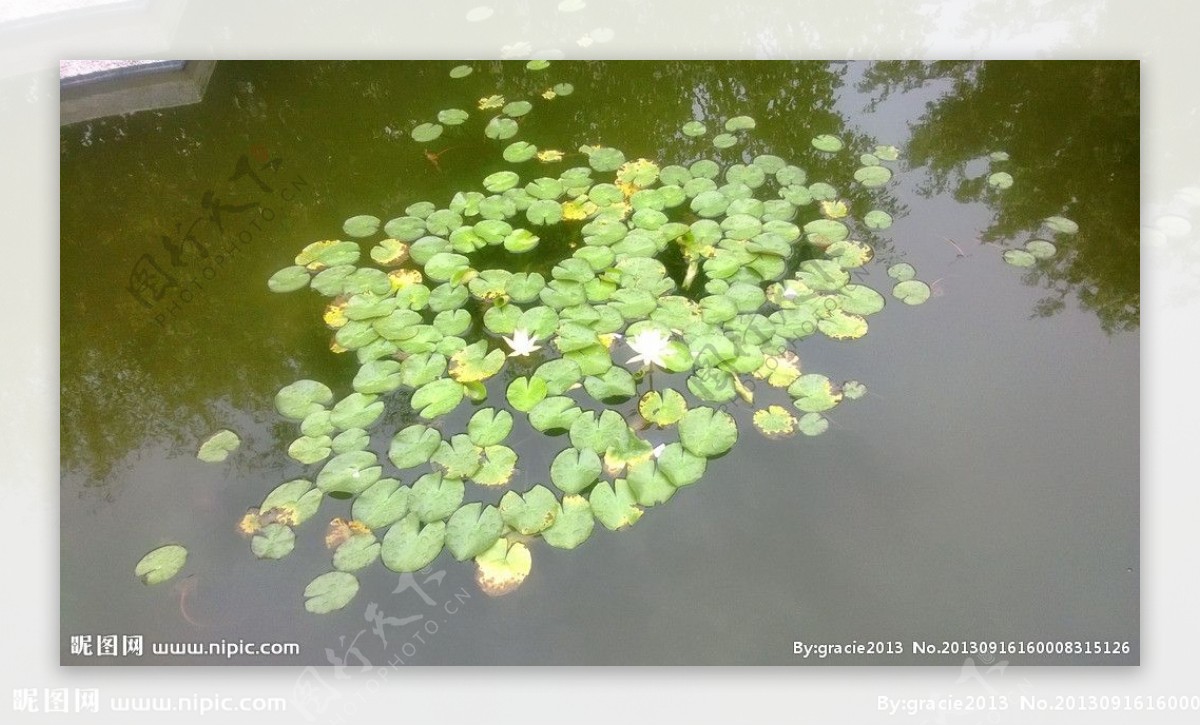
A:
[59,59,217,126]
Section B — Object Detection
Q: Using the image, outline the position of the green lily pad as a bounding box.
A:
[446,503,504,561]
[638,388,688,426]
[863,210,893,229]
[343,215,381,237]
[853,165,892,187]
[386,422,444,468]
[483,170,520,193]
[550,447,603,494]
[677,407,738,458]
[449,64,473,78]
[655,443,707,487]
[1003,249,1037,267]
[506,376,549,412]
[589,480,644,530]
[893,279,932,305]
[837,284,886,316]
[553,82,575,95]
[503,100,533,117]
[541,495,594,550]
[988,150,1009,161]
[197,429,240,463]
[811,134,843,152]
[472,445,518,487]
[818,310,869,340]
[330,392,384,429]
[352,359,402,395]
[304,571,359,614]
[725,115,756,131]
[449,340,506,383]
[381,513,446,572]
[583,366,636,401]
[987,171,1013,189]
[397,352,447,388]
[134,544,187,585]
[798,412,829,436]
[410,123,443,143]
[1044,215,1078,234]
[712,133,738,149]
[288,434,332,465]
[681,120,707,137]
[485,117,519,140]
[526,59,550,70]
[503,141,538,163]
[410,472,465,523]
[1025,239,1057,259]
[431,434,482,479]
[437,108,469,126]
[527,199,563,226]
[842,380,866,400]
[351,478,409,530]
[252,523,296,560]
[504,228,540,253]
[467,408,514,447]
[316,450,381,495]
[529,396,583,433]
[411,378,465,418]
[583,146,625,172]
[333,533,381,572]
[268,265,310,293]
[887,262,916,281]
[499,485,559,535]
[789,373,843,413]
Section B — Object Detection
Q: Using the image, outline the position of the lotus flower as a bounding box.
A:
[626,328,672,369]
[503,328,542,358]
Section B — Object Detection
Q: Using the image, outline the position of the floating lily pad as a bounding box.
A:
[989,150,1010,162]
[333,533,380,572]
[677,407,738,458]
[499,485,559,535]
[682,120,707,137]
[798,412,829,436]
[134,544,187,585]
[467,408,513,447]
[526,59,550,70]
[381,514,445,572]
[853,165,892,187]
[589,480,643,530]
[1044,215,1079,234]
[197,429,240,463]
[842,380,867,400]
[343,215,381,238]
[506,376,549,412]
[472,445,517,487]
[987,171,1013,189]
[893,279,932,305]
[446,503,504,561]
[584,146,625,172]
[484,117,519,140]
[789,373,842,413]
[304,571,359,614]
[863,210,893,229]
[725,115,756,131]
[411,123,443,143]
[474,538,532,597]
[288,434,332,465]
[437,108,469,125]
[252,523,296,560]
[351,478,409,530]
[503,100,533,117]
[410,472,465,523]
[887,262,916,282]
[638,388,688,426]
[712,133,738,149]
[550,447,602,494]
[1003,249,1037,268]
[449,64,473,78]
[541,495,594,550]
[753,405,796,439]
[503,141,538,162]
[1025,239,1057,259]
[529,396,583,433]
[268,265,310,293]
[811,134,843,152]
[316,450,381,495]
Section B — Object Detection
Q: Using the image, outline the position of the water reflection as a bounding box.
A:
[861,60,1139,333]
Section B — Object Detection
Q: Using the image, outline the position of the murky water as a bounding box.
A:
[60,60,1138,665]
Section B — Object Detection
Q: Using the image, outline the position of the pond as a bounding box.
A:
[60,60,1138,666]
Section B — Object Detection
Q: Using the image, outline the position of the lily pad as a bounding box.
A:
[431,434,482,479]
[351,478,409,530]
[437,108,469,125]
[303,571,359,614]
[381,514,446,572]
[411,123,443,143]
[798,412,829,436]
[333,533,381,572]
[411,378,466,418]
[410,472,465,523]
[483,170,520,193]
[753,405,797,439]
[343,215,381,237]
[892,279,932,305]
[584,146,625,172]
[252,524,296,560]
[529,396,583,433]
[484,117,519,140]
[677,407,738,458]
[197,429,240,463]
[474,538,532,597]
[656,443,707,487]
[316,450,381,495]
[725,115,756,131]
[503,141,538,162]
[445,503,504,561]
[388,424,442,469]
[638,388,688,427]
[811,134,843,152]
[472,445,518,487]
[288,434,332,465]
[853,165,892,187]
[499,485,559,535]
[789,373,842,413]
[1025,239,1057,259]
[712,133,738,149]
[550,447,602,494]
[467,408,513,447]
[268,265,310,293]
[887,262,916,282]
[449,64,473,78]
[681,120,707,137]
[863,210,893,229]
[134,544,187,585]
[842,380,867,400]
[503,100,533,117]
[589,480,644,530]
[1003,249,1037,267]
[506,376,549,412]
[987,171,1014,189]
[1044,215,1079,234]
[541,495,594,550]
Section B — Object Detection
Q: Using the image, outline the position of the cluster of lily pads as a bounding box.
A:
[987,150,1074,268]
[143,62,944,614]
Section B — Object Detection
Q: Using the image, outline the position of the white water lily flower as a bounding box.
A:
[626,328,672,369]
[503,328,542,357]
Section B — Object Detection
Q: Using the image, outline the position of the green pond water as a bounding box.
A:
[60,60,1138,665]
